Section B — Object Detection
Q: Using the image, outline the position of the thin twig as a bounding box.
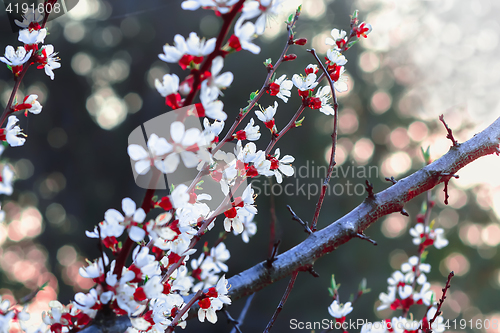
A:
[269,177,278,256]
[266,240,281,268]
[354,233,377,245]
[263,270,299,333]
[307,48,339,232]
[165,290,203,333]
[439,114,459,147]
[385,176,398,184]
[427,271,454,333]
[286,205,312,234]
[229,294,255,333]
[365,180,375,199]
[224,309,243,333]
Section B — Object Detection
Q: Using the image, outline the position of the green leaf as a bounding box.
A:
[347,40,358,49]
[287,13,294,24]
[249,90,258,101]
[297,5,302,14]
[263,58,272,67]
[152,195,158,202]
[421,146,431,165]
[352,9,359,19]
[6,64,12,72]
[295,116,305,127]
[359,278,367,291]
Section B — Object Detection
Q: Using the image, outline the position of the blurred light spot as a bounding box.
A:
[302,0,325,19]
[14,159,34,180]
[370,90,392,114]
[442,253,470,276]
[86,87,128,130]
[393,66,416,86]
[359,51,380,73]
[381,215,408,238]
[477,246,496,259]
[389,127,410,150]
[371,124,390,145]
[389,249,408,270]
[338,109,358,134]
[352,138,374,165]
[382,151,412,177]
[8,207,43,241]
[27,83,48,104]
[57,245,77,267]
[200,15,221,37]
[459,222,482,247]
[477,28,498,52]
[124,93,143,114]
[38,173,66,199]
[438,208,459,229]
[311,30,332,54]
[45,203,66,226]
[482,224,500,247]
[95,26,122,48]
[408,121,428,142]
[71,52,94,76]
[67,0,102,20]
[441,23,461,45]
[93,59,130,84]
[120,17,141,38]
[47,128,68,149]
[0,224,7,246]
[63,21,85,43]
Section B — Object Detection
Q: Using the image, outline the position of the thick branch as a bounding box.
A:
[226,117,500,301]
[79,116,500,332]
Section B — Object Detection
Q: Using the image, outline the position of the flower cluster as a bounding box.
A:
[0,8,61,148]
[326,194,449,333]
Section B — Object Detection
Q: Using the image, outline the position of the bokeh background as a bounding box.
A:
[0,0,500,331]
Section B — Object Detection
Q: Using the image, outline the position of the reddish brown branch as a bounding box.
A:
[439,114,459,147]
[263,270,299,333]
[427,271,454,333]
[307,48,339,232]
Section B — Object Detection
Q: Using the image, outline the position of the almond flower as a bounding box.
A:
[37,45,61,80]
[314,86,335,115]
[268,74,293,103]
[241,0,284,35]
[160,121,203,173]
[0,46,32,75]
[155,73,181,109]
[18,28,47,49]
[233,20,261,54]
[326,49,348,66]
[255,101,278,131]
[128,133,172,175]
[0,116,26,147]
[268,148,294,183]
[181,0,240,14]
[328,300,353,319]
[325,28,347,50]
[200,56,234,102]
[233,118,261,141]
[292,73,318,98]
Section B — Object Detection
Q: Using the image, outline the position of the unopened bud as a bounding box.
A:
[283,54,297,62]
[294,38,307,45]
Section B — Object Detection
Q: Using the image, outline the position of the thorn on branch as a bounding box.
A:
[287,205,313,234]
[307,266,320,278]
[355,232,377,246]
[440,172,459,205]
[439,114,459,147]
[400,208,409,217]
[365,180,375,199]
[266,240,281,268]
[385,176,398,184]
